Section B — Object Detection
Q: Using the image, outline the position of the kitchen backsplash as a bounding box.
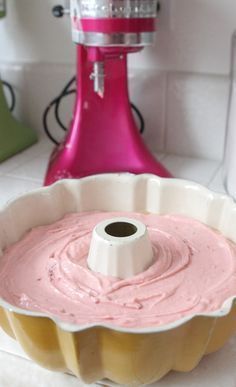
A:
[0,0,234,161]
[0,63,230,161]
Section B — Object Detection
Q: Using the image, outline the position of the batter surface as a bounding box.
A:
[0,212,235,328]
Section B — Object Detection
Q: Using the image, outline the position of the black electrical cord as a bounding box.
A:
[2,80,16,112]
[43,97,61,145]
[43,76,145,145]
[55,76,76,132]
[131,102,145,134]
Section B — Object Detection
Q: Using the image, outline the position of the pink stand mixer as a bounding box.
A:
[44,0,171,185]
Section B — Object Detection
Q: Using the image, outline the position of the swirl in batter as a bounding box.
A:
[0,212,235,328]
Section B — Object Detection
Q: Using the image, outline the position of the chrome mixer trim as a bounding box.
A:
[90,61,105,97]
[72,0,158,19]
[72,30,155,46]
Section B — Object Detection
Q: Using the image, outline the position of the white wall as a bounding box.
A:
[0,0,75,64]
[0,0,236,74]
[133,0,236,74]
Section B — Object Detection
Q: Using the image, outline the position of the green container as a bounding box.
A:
[0,0,38,162]
[0,0,6,18]
[0,81,38,163]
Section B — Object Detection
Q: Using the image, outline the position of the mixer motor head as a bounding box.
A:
[71,0,159,47]
[71,0,159,96]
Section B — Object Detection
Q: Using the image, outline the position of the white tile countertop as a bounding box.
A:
[0,134,235,387]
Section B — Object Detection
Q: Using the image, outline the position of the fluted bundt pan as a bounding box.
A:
[0,174,235,385]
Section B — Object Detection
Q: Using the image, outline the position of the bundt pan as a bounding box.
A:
[0,174,235,386]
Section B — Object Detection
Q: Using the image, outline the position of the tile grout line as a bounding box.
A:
[4,172,43,183]
[0,146,47,176]
[163,153,223,164]
[2,173,43,185]
[207,161,223,187]
[0,348,30,362]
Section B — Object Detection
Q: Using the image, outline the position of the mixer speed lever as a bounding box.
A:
[52,4,70,18]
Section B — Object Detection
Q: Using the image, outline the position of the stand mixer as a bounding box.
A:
[44,0,171,185]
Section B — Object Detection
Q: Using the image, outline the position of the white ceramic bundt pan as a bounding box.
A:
[0,174,235,386]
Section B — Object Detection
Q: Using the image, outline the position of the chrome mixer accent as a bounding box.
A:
[77,0,158,18]
[90,61,105,97]
[72,30,155,46]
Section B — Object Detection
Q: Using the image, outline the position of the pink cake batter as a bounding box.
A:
[0,211,236,328]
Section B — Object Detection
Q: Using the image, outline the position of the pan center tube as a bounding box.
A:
[87,217,154,279]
